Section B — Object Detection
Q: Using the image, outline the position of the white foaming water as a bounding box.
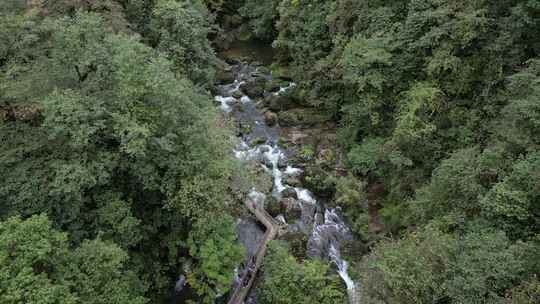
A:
[276,215,287,224]
[237,140,250,150]
[232,267,241,286]
[241,96,251,103]
[233,141,288,197]
[274,170,285,194]
[294,188,316,204]
[248,189,266,206]
[284,165,303,175]
[233,142,266,161]
[263,147,286,195]
[228,80,245,94]
[234,146,256,161]
[215,63,358,304]
[308,208,357,303]
[274,82,297,96]
[215,96,236,113]
[330,245,358,302]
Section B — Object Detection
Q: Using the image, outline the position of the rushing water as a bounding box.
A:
[214,61,359,303]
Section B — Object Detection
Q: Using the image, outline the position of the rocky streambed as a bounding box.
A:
[214,57,360,304]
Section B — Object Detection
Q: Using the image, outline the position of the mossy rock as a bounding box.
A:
[251,136,267,146]
[237,122,252,136]
[281,188,298,200]
[287,87,312,107]
[265,79,287,93]
[266,94,296,112]
[214,61,234,84]
[240,78,266,98]
[266,196,282,218]
[302,165,336,198]
[257,66,271,74]
[283,175,302,187]
[215,70,235,84]
[280,198,302,221]
[315,148,337,169]
[264,111,278,127]
[231,90,243,99]
[277,109,331,127]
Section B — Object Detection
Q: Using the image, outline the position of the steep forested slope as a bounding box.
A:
[0,1,244,302]
[2,0,540,303]
[223,0,540,303]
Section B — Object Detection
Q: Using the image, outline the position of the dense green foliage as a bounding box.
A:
[0,1,242,302]
[259,242,346,304]
[360,226,537,304]
[220,0,540,302]
[3,0,540,303]
[187,215,244,302]
[150,0,217,83]
[0,215,147,304]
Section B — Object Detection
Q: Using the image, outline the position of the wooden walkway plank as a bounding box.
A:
[227,199,281,304]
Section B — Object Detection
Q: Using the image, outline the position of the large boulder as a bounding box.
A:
[266,196,282,217]
[270,64,293,81]
[278,109,331,127]
[281,187,298,199]
[215,60,235,84]
[265,81,282,93]
[251,136,267,146]
[265,94,295,112]
[240,77,266,98]
[283,175,302,187]
[215,69,235,84]
[277,155,288,169]
[235,218,265,258]
[264,111,278,127]
[280,197,302,221]
[231,90,244,99]
[257,66,271,74]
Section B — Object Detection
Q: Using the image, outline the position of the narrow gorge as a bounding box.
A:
[214,51,359,304]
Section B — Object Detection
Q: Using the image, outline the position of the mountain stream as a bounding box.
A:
[214,61,359,304]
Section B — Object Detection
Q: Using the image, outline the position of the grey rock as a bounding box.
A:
[215,68,235,84]
[236,218,265,258]
[277,155,288,169]
[281,187,298,199]
[280,197,302,221]
[264,111,278,127]
[251,136,267,146]
[266,94,295,112]
[240,78,266,98]
[257,66,271,74]
[284,175,302,187]
[258,145,271,153]
[231,90,244,99]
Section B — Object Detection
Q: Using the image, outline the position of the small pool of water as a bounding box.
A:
[219,40,275,66]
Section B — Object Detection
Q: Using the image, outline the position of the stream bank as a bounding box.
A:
[214,44,360,304]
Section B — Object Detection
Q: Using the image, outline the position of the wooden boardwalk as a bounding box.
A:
[227,199,282,304]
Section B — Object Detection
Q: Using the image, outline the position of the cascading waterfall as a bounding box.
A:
[215,62,359,304]
[311,208,358,304]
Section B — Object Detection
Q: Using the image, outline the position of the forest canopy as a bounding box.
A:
[1,1,242,302]
[1,0,540,303]
[231,0,540,303]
